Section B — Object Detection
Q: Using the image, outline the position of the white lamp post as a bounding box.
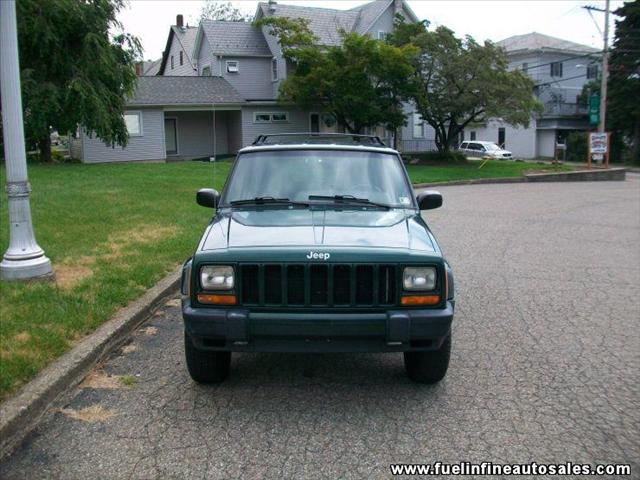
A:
[1,0,52,280]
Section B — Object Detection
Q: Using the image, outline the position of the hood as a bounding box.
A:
[201,208,436,252]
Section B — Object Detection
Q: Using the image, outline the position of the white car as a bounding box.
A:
[458,141,513,160]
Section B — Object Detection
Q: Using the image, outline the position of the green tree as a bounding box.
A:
[256,17,418,141]
[608,0,640,164]
[15,0,141,162]
[388,19,542,152]
[199,1,252,22]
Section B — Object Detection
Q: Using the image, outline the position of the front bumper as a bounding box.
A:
[182,298,454,353]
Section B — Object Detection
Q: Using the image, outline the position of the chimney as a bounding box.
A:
[176,14,184,28]
[135,62,143,76]
[268,0,277,13]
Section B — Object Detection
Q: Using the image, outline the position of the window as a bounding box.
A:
[550,61,563,77]
[179,51,183,66]
[170,55,174,70]
[201,65,212,76]
[587,64,598,80]
[124,112,142,136]
[378,31,387,41]
[470,131,476,141]
[460,142,468,150]
[223,150,414,208]
[272,58,278,81]
[412,113,424,138]
[226,60,239,73]
[521,62,528,72]
[254,112,289,123]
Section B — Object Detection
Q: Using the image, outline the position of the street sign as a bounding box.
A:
[589,132,608,154]
[587,132,610,169]
[589,92,600,126]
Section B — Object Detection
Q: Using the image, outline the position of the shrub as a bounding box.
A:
[566,132,587,162]
[403,151,468,164]
[566,131,627,164]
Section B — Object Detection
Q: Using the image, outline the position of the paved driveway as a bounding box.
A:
[1,178,639,479]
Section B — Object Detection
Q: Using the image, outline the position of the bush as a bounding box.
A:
[403,151,468,164]
[566,132,587,162]
[566,131,627,164]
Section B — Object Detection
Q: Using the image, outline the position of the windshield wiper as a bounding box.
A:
[308,194,391,209]
[229,196,309,208]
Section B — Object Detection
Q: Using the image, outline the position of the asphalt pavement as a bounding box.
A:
[1,176,638,479]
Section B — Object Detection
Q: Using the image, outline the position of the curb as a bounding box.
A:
[413,177,525,188]
[0,268,181,460]
[413,168,627,188]
[524,167,626,182]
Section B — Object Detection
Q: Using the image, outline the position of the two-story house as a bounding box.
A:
[402,32,601,159]
[71,0,418,163]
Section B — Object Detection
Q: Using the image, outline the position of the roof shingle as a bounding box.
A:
[256,1,416,46]
[497,32,599,54]
[127,76,244,106]
[201,20,272,56]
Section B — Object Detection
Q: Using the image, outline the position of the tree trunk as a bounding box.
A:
[38,135,51,163]
[632,120,640,165]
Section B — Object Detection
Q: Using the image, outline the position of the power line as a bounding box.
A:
[535,72,589,88]
[521,51,602,72]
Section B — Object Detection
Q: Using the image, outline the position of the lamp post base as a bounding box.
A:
[0,254,53,281]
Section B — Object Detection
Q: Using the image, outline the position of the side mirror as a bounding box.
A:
[196,188,220,208]
[416,190,443,210]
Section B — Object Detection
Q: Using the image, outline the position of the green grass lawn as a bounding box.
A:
[0,158,570,400]
[0,161,230,400]
[406,159,573,184]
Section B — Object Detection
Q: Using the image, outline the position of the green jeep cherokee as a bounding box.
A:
[181,134,455,384]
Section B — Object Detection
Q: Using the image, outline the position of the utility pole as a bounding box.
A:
[0,0,53,280]
[598,0,610,133]
[583,2,611,133]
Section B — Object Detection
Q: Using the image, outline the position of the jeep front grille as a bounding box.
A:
[239,264,397,308]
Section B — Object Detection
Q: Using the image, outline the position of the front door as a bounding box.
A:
[309,113,338,134]
[164,118,177,155]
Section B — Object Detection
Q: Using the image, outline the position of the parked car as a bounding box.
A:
[459,141,513,159]
[181,133,455,384]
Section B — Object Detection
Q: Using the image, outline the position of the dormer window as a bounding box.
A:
[226,60,239,73]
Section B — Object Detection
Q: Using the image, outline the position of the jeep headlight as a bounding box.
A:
[403,266,436,291]
[200,265,234,290]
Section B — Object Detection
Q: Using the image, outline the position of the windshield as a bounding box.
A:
[484,143,501,151]
[222,149,414,208]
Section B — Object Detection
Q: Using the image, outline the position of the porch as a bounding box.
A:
[162,109,242,160]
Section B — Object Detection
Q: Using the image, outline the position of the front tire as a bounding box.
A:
[404,333,451,384]
[184,332,231,383]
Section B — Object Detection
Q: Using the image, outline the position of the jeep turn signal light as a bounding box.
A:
[197,294,237,305]
[400,295,440,306]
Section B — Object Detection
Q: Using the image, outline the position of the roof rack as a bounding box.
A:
[251,133,387,147]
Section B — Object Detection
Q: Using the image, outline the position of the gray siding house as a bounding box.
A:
[73,0,418,163]
[401,32,600,159]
